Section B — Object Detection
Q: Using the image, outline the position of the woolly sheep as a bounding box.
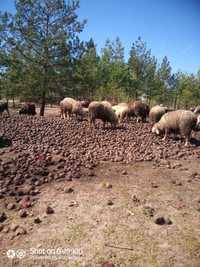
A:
[88,101,118,128]
[152,110,197,146]
[112,103,129,123]
[149,105,170,123]
[60,97,84,119]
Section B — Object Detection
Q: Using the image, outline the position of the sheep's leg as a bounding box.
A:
[142,116,146,123]
[89,117,95,129]
[88,114,91,127]
[61,109,64,119]
[124,114,128,122]
[184,138,189,146]
[112,123,116,129]
[162,129,168,141]
[184,132,191,146]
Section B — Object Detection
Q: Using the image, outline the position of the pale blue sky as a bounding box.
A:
[1,0,200,74]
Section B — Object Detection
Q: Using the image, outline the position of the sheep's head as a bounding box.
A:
[73,102,84,115]
[152,124,160,135]
[195,114,200,130]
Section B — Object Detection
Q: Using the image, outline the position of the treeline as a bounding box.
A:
[0,0,200,115]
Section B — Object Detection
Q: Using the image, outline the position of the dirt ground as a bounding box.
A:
[0,108,200,267]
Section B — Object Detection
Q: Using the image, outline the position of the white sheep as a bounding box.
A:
[152,110,197,146]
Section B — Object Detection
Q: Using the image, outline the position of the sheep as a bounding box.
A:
[101,100,113,109]
[0,102,10,116]
[60,97,84,119]
[128,100,150,122]
[112,103,129,123]
[88,101,118,128]
[19,103,36,116]
[152,110,198,146]
[149,105,170,123]
[79,98,91,108]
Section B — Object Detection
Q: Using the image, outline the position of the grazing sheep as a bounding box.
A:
[88,101,118,128]
[149,105,170,123]
[152,110,197,146]
[60,97,84,119]
[79,98,91,108]
[19,103,36,116]
[0,102,10,116]
[128,100,150,122]
[112,103,129,123]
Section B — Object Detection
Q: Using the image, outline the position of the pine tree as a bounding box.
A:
[0,0,86,115]
[74,38,99,97]
[128,37,157,101]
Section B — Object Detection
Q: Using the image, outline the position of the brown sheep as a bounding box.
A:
[88,101,118,128]
[60,97,84,119]
[152,110,198,146]
[128,100,150,122]
[79,98,91,108]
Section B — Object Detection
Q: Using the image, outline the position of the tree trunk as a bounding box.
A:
[40,91,46,116]
[173,90,180,109]
[12,98,15,108]
[40,65,47,116]
[135,90,138,100]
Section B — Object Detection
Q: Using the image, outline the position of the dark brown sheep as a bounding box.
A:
[79,98,91,108]
[19,103,36,116]
[128,100,150,122]
[0,102,10,116]
[88,101,118,128]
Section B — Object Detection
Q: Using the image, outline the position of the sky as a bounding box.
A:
[0,0,200,74]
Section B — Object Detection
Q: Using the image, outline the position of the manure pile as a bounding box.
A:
[0,115,200,197]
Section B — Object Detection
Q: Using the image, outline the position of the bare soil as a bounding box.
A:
[0,108,200,267]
